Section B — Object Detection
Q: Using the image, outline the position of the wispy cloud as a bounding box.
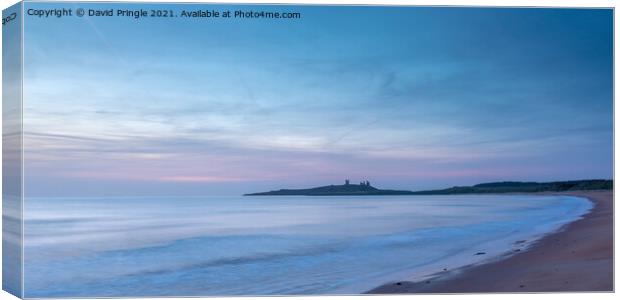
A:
[22,5,613,196]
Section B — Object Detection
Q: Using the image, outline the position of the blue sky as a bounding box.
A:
[22,3,613,196]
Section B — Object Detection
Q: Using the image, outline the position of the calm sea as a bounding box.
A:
[23,194,591,297]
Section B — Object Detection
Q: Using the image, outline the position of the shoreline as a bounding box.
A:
[367,190,613,293]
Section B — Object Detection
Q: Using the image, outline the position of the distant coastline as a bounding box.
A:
[244,180,413,196]
[244,179,612,196]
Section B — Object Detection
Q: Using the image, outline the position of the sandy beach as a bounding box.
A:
[368,190,613,293]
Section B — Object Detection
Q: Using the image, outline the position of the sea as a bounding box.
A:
[23,194,592,297]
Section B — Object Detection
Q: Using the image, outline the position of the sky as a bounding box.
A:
[22,3,613,196]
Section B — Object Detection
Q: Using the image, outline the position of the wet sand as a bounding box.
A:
[368,190,613,293]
